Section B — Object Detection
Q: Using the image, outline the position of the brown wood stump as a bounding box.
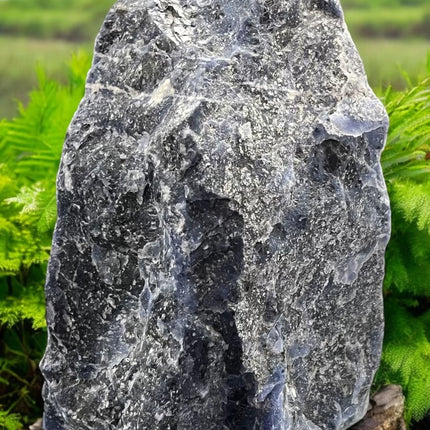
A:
[29,418,43,430]
[350,385,406,430]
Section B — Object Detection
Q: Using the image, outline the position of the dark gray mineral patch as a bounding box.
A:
[41,0,391,429]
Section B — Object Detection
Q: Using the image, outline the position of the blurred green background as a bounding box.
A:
[0,0,429,119]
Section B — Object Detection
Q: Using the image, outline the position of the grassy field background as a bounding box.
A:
[354,38,429,90]
[0,0,113,118]
[0,0,429,118]
[0,37,92,118]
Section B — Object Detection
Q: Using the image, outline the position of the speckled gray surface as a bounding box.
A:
[40,1,391,429]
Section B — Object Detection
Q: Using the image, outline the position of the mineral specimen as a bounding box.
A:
[41,0,391,429]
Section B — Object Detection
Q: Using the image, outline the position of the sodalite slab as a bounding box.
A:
[41,0,391,429]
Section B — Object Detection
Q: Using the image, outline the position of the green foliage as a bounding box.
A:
[374,62,430,425]
[381,66,430,180]
[0,52,91,429]
[0,53,89,326]
[0,411,23,430]
[376,299,430,423]
[0,322,46,430]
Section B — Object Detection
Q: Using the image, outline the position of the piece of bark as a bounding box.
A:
[350,385,406,430]
[29,418,43,430]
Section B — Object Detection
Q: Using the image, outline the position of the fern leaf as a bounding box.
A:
[391,181,430,233]
[0,411,23,430]
[375,299,430,422]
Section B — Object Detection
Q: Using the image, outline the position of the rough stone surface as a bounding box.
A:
[41,0,391,429]
[350,385,406,430]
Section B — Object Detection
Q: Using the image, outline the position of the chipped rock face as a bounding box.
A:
[41,0,391,429]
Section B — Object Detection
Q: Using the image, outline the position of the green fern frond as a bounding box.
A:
[0,54,89,185]
[377,69,430,426]
[382,76,430,182]
[36,191,57,234]
[5,184,45,215]
[68,51,92,90]
[384,222,430,297]
[0,410,23,430]
[0,50,91,429]
[383,243,409,293]
[0,172,16,201]
[390,181,430,233]
[0,285,46,329]
[375,298,430,422]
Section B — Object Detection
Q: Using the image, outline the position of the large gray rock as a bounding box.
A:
[40,0,391,429]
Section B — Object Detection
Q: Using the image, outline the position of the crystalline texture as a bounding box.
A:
[41,0,391,429]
